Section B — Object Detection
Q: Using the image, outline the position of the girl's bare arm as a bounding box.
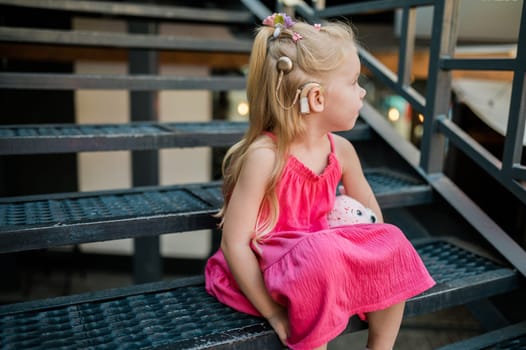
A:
[220,145,289,342]
[334,134,384,223]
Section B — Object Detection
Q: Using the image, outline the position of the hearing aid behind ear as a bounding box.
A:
[275,57,322,113]
[299,82,321,114]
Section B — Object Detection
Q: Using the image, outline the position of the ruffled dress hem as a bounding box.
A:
[287,276,435,350]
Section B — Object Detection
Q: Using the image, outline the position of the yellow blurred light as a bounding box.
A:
[388,107,400,122]
[418,113,424,123]
[237,101,249,116]
[414,124,424,138]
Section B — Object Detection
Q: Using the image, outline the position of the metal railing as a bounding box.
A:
[262,0,526,275]
[305,0,526,204]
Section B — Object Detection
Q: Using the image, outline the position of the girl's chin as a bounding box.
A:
[341,120,356,131]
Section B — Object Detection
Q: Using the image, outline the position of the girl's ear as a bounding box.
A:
[307,86,324,113]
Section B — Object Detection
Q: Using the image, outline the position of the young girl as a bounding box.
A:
[205,13,435,350]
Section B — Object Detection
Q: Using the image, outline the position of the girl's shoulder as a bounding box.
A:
[330,132,361,171]
[248,133,277,153]
[244,134,277,168]
[331,132,357,156]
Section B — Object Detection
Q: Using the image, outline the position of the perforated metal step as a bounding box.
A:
[0,26,253,52]
[0,121,372,155]
[0,72,248,91]
[436,321,526,350]
[0,168,432,254]
[0,0,254,24]
[0,239,520,350]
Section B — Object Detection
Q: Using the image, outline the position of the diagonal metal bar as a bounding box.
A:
[316,0,435,18]
[240,0,272,21]
[358,47,426,113]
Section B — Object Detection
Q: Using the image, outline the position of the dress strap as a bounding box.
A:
[263,131,277,142]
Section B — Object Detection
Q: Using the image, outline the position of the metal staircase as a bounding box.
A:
[1,1,525,349]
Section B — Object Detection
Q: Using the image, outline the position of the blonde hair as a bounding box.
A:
[217,18,357,238]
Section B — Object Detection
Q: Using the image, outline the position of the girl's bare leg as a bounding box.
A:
[366,301,405,350]
[313,343,327,350]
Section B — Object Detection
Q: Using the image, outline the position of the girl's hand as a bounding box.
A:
[266,307,290,347]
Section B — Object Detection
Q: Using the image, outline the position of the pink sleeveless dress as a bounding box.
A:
[205,133,435,350]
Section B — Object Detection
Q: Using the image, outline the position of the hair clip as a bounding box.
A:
[292,32,303,42]
[263,13,296,39]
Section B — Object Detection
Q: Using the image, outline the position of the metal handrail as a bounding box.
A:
[297,0,526,207]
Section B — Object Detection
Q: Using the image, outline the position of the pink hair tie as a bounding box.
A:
[314,23,321,30]
[292,32,303,42]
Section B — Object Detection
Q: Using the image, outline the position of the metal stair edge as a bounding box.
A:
[0,121,372,155]
[0,0,255,24]
[435,320,526,350]
[0,72,247,91]
[0,168,431,254]
[0,26,253,53]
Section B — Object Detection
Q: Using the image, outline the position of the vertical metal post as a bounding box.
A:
[420,0,459,173]
[397,6,416,87]
[313,0,325,10]
[128,18,162,284]
[502,0,526,179]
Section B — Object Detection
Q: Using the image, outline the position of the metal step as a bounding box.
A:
[435,321,526,350]
[0,72,247,91]
[0,121,372,155]
[0,26,253,52]
[0,238,520,350]
[0,168,432,254]
[0,0,254,24]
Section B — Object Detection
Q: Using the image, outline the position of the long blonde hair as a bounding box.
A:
[218,18,356,237]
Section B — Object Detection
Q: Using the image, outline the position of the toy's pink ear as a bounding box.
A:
[338,185,346,195]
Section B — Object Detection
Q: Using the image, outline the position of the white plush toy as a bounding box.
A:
[327,191,377,227]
